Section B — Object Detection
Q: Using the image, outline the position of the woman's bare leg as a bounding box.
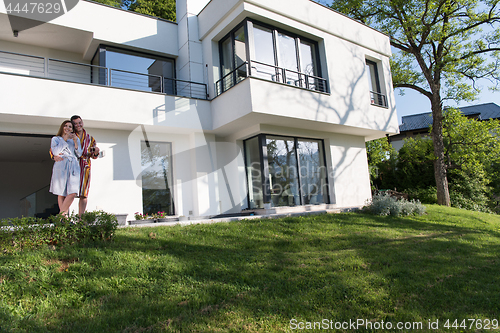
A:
[58,196,65,211]
[59,193,77,216]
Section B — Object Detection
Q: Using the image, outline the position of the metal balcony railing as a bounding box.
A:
[0,50,208,100]
[370,91,388,108]
[215,60,329,96]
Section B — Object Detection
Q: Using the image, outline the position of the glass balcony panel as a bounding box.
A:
[0,50,206,99]
[0,51,44,76]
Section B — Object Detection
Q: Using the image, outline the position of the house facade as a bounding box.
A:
[0,0,399,220]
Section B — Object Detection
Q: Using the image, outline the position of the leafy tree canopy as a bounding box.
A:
[91,0,176,21]
[367,109,500,211]
[366,137,396,166]
[441,107,500,172]
[331,0,500,206]
[330,0,500,100]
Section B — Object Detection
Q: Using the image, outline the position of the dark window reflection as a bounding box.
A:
[96,46,175,93]
[244,135,329,208]
[141,141,174,216]
[267,136,300,207]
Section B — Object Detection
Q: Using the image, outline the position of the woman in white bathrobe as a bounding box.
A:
[49,120,83,216]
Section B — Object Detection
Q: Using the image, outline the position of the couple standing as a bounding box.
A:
[49,115,99,216]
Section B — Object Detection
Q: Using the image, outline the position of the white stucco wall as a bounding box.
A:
[0,73,212,131]
[0,40,89,63]
[199,0,399,138]
[217,125,373,211]
[0,0,394,219]
[0,0,179,58]
[325,134,372,208]
[0,121,231,220]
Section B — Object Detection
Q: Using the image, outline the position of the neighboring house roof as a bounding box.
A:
[399,113,433,132]
[399,102,500,132]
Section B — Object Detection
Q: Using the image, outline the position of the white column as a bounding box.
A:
[188,132,220,217]
[176,0,209,84]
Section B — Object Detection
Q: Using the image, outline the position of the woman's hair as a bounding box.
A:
[56,120,73,137]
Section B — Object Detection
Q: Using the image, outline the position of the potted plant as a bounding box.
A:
[132,212,155,224]
[155,211,174,222]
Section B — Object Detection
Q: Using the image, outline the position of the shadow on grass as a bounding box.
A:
[1,211,500,332]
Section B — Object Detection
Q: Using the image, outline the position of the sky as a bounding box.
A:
[394,81,500,124]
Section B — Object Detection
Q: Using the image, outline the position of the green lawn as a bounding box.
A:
[1,205,500,332]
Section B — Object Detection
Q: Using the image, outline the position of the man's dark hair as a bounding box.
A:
[70,115,82,121]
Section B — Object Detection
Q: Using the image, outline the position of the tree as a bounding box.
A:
[330,0,500,206]
[367,108,500,210]
[441,107,500,210]
[396,136,435,190]
[92,0,176,21]
[129,0,176,21]
[366,137,398,190]
[441,107,500,173]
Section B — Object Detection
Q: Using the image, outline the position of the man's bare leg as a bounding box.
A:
[79,197,88,216]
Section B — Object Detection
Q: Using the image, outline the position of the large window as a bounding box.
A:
[252,25,275,81]
[219,25,248,92]
[366,59,387,108]
[217,20,327,94]
[244,134,329,209]
[140,141,175,216]
[92,46,175,93]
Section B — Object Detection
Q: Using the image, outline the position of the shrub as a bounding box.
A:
[450,191,492,213]
[406,187,438,204]
[363,193,426,217]
[0,211,118,251]
[395,137,435,191]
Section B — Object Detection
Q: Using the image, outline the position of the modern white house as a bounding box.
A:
[0,0,399,221]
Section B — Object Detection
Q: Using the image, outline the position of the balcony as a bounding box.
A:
[0,50,208,100]
[215,61,329,97]
[370,91,388,108]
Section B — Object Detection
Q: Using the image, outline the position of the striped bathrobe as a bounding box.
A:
[77,129,97,198]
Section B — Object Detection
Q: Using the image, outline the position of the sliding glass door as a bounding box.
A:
[252,25,276,81]
[141,141,174,216]
[266,136,300,207]
[244,134,329,208]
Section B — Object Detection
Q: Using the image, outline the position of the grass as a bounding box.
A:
[1,205,500,332]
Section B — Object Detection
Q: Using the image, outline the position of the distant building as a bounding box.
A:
[389,103,500,150]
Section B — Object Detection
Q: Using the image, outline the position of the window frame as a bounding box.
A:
[92,45,176,76]
[365,59,381,93]
[140,140,176,216]
[365,59,388,108]
[243,133,330,209]
[218,19,323,90]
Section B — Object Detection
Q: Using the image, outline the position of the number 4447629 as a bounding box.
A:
[6,2,62,14]
[444,319,498,330]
